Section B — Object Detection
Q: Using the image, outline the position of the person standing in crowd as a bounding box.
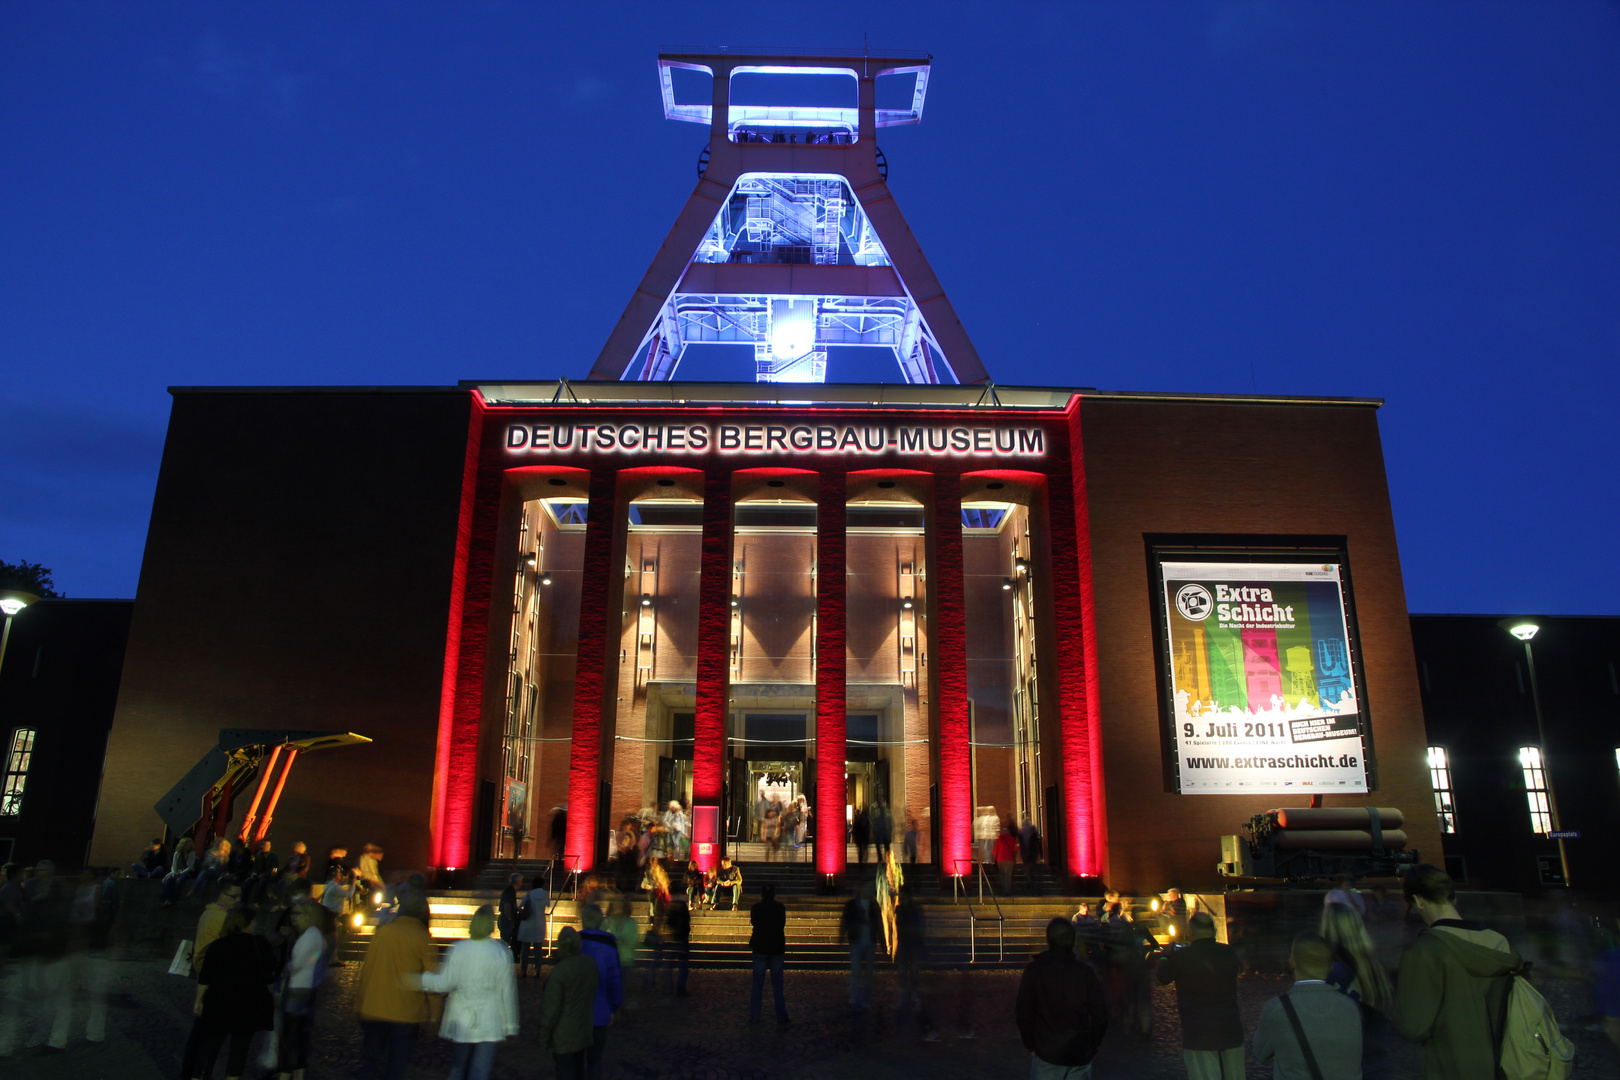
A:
[603,898,641,1006]
[1161,888,1189,938]
[902,808,919,864]
[539,927,598,1080]
[132,839,166,878]
[418,904,519,1080]
[873,801,894,862]
[322,846,348,883]
[893,884,927,1014]
[357,845,384,895]
[842,882,880,1011]
[666,896,691,997]
[877,849,903,958]
[497,873,523,958]
[973,806,999,867]
[356,892,438,1080]
[577,904,624,1080]
[515,875,548,978]
[1391,863,1521,1080]
[549,806,568,871]
[851,805,871,865]
[1018,816,1043,894]
[663,801,690,862]
[711,858,743,911]
[1253,931,1363,1080]
[760,801,782,861]
[282,841,308,881]
[1321,901,1394,1079]
[193,880,242,979]
[278,901,331,1080]
[749,883,789,1023]
[1156,911,1243,1080]
[993,820,1019,895]
[1016,918,1109,1080]
[190,905,277,1080]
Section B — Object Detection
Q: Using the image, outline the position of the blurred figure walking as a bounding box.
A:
[539,927,597,1080]
[419,904,519,1080]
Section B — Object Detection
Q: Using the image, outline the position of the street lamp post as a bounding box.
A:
[1501,618,1571,888]
[0,590,41,676]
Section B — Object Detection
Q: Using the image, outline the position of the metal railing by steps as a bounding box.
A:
[339,890,1155,969]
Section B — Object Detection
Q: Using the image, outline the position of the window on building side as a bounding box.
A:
[1,728,35,817]
[1427,746,1456,833]
[1518,746,1551,835]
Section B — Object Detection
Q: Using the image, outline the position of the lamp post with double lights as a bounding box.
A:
[1500,618,1571,887]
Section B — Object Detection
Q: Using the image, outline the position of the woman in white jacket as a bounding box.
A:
[419,904,519,1080]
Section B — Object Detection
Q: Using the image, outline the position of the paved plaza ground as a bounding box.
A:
[2,954,1618,1080]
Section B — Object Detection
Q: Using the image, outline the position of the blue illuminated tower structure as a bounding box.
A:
[589,47,989,385]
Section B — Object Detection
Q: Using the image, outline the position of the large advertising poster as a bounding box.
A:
[1157,558,1369,794]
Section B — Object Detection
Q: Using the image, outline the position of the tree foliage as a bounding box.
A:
[0,559,61,598]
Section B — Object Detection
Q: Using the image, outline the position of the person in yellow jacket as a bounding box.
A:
[356,893,438,1080]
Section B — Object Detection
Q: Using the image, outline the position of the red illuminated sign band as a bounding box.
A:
[505,422,1046,457]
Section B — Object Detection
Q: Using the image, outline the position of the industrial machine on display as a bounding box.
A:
[1219,806,1420,885]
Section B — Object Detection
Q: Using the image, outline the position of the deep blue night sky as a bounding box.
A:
[3,3,1617,613]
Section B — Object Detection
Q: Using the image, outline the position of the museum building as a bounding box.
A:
[86,48,1441,892]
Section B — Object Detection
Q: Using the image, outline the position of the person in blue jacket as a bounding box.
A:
[577,903,623,1080]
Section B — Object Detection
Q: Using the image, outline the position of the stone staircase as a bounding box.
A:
[345,885,1171,970]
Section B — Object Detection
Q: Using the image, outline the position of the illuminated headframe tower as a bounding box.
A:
[590,47,988,385]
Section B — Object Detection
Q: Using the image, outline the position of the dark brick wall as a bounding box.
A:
[88,389,474,876]
[1080,396,1438,893]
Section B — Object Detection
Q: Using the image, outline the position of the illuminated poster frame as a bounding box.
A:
[1147,541,1377,795]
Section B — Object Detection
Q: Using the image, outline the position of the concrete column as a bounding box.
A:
[815,471,847,884]
[692,469,733,869]
[931,474,973,880]
[563,467,620,873]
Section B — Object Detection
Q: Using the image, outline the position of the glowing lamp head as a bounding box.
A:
[1169,923,1177,937]
[373,891,384,905]
[1151,898,1160,912]
[540,572,553,586]
[640,593,653,607]
[1001,578,1015,591]
[352,913,364,928]
[0,591,40,617]
[1509,623,1539,642]
[901,597,914,610]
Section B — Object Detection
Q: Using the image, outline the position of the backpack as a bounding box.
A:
[1498,969,1575,1080]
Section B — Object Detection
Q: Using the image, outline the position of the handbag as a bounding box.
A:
[169,939,194,976]
[1279,994,1326,1080]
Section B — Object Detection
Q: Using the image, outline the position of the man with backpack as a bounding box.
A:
[1392,863,1572,1080]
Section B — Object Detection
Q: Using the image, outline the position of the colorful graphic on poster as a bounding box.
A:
[1160,559,1369,794]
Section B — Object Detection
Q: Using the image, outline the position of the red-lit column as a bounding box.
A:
[563,467,619,874]
[815,472,847,882]
[1048,404,1105,882]
[932,475,974,880]
[692,469,732,870]
[431,395,491,873]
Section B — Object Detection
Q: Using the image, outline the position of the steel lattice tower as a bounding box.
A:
[589,47,988,385]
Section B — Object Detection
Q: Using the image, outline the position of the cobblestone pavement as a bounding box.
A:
[2,956,1617,1080]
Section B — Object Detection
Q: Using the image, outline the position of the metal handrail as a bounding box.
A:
[964,863,1005,963]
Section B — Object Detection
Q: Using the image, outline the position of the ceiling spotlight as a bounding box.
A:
[1001,578,1015,591]
[901,597,914,610]
[640,593,653,607]
[540,572,553,586]
[730,596,740,608]
[524,551,538,567]
[1015,557,1031,576]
